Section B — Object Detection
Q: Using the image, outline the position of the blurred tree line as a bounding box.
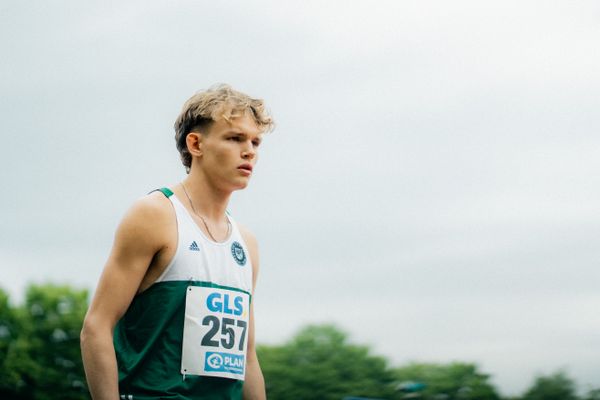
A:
[0,284,598,400]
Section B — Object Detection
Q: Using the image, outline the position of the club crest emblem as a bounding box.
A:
[231,241,247,266]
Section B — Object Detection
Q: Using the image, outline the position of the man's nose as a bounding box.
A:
[242,141,256,159]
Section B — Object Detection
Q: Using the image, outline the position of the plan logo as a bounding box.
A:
[205,352,245,375]
[206,353,224,369]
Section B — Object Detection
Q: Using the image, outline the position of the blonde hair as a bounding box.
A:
[174,84,274,172]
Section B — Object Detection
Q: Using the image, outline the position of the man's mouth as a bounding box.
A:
[238,163,253,173]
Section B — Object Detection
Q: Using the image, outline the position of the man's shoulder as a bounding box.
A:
[132,190,172,215]
[236,222,257,248]
[117,189,175,235]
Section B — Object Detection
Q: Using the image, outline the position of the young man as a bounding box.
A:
[81,84,274,400]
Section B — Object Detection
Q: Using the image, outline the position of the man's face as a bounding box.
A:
[197,113,264,191]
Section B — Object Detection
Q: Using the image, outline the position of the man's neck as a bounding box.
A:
[181,173,231,222]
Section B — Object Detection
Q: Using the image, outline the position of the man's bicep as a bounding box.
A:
[85,200,166,328]
[88,252,152,326]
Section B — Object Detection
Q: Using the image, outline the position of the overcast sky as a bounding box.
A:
[2,0,599,396]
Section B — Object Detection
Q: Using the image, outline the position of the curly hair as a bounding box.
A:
[174,84,274,172]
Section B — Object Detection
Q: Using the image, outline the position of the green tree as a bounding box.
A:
[258,324,396,400]
[2,284,89,400]
[394,362,501,400]
[584,387,600,400]
[521,370,578,400]
[0,287,21,397]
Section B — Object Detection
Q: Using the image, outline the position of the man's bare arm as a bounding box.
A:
[243,302,265,400]
[80,195,172,400]
[240,228,266,400]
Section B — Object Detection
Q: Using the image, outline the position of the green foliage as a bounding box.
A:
[1,284,598,400]
[394,362,501,400]
[0,287,21,396]
[258,324,396,400]
[0,284,89,400]
[584,387,600,400]
[521,370,578,400]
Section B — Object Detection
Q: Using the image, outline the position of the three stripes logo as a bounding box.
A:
[189,241,200,252]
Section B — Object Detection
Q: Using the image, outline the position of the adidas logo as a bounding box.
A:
[189,241,200,252]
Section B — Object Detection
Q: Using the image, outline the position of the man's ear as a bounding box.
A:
[186,132,203,157]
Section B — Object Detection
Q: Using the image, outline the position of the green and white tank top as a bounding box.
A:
[114,188,253,400]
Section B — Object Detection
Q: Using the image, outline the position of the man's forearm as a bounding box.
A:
[81,327,120,400]
[243,352,266,400]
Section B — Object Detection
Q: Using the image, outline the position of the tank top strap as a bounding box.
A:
[148,187,174,198]
[226,213,243,239]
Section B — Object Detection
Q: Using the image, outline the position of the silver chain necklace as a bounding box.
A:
[181,182,230,242]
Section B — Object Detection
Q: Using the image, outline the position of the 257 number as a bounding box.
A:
[201,316,247,351]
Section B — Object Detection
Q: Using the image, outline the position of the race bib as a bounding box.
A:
[181,286,250,380]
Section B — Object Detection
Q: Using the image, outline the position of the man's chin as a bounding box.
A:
[231,179,250,191]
